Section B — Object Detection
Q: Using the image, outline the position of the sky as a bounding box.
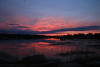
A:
[0,0,100,35]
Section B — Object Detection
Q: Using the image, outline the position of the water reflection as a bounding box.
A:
[0,38,99,60]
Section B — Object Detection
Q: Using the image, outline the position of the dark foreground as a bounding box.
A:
[0,51,100,67]
[0,33,100,67]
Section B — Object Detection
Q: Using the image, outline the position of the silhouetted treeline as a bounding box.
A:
[61,33,100,39]
[0,33,100,40]
[0,34,59,40]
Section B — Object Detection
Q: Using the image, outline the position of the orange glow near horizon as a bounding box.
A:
[38,30,100,36]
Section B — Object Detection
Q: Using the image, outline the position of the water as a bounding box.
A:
[0,38,100,61]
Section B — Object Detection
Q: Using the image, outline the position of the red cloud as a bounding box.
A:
[0,16,100,34]
[30,17,100,32]
[30,17,74,31]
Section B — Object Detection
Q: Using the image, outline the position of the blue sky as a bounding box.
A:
[1,0,100,18]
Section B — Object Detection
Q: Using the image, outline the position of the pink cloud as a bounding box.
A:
[0,16,100,33]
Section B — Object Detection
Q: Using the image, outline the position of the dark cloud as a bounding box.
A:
[51,26,100,32]
[39,26,100,34]
[0,26,100,34]
[0,29,38,34]
[16,26,28,28]
[8,24,18,25]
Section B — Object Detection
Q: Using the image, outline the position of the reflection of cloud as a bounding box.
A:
[0,26,100,34]
[16,45,28,48]
[8,48,18,50]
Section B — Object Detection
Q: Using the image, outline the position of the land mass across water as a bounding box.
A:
[0,33,100,40]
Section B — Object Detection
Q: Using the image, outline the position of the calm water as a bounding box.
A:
[0,38,100,61]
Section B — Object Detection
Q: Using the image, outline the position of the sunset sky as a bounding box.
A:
[0,0,100,35]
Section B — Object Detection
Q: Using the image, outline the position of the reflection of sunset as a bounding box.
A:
[44,38,60,41]
[0,39,76,59]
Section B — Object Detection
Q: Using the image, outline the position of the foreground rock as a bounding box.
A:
[29,61,57,67]
[20,54,47,64]
[85,61,100,67]
[18,55,61,67]
[48,58,61,64]
[0,52,19,64]
[58,63,83,67]
[0,64,25,67]
[0,62,57,67]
